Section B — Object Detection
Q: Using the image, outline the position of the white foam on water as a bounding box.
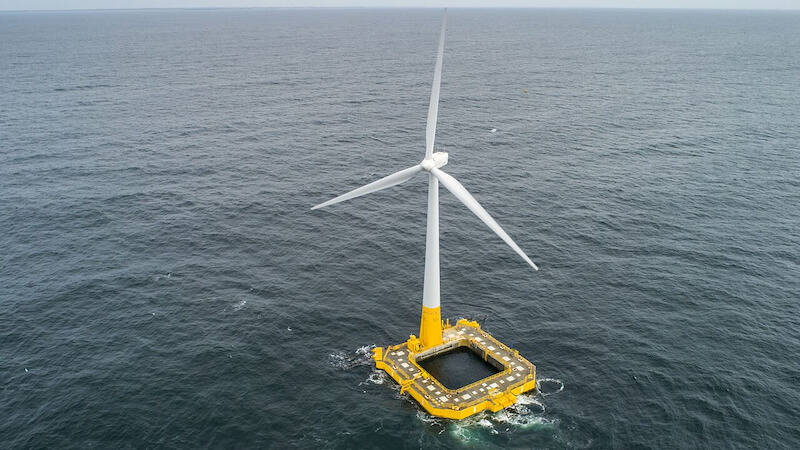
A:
[328,351,350,369]
[537,378,565,396]
[516,394,546,413]
[449,420,484,443]
[329,345,377,369]
[355,344,375,356]
[416,410,443,428]
[476,418,498,435]
[232,300,246,311]
[446,412,498,443]
[476,418,492,428]
[417,412,448,435]
[361,370,386,386]
[445,389,556,442]
[492,409,553,429]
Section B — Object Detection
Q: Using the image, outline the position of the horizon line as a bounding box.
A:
[3,6,800,12]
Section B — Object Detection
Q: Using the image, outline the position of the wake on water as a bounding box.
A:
[414,377,564,441]
[447,391,558,443]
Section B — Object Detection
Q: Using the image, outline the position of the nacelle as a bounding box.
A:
[432,151,449,168]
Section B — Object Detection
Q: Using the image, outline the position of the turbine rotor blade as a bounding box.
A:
[311,164,422,210]
[425,10,447,159]
[430,168,539,270]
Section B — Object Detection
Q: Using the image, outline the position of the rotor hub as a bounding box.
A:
[421,152,449,172]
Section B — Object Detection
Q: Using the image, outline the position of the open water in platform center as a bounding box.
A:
[1,8,799,449]
[418,347,502,390]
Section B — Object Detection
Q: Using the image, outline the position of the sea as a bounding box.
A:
[1,7,798,449]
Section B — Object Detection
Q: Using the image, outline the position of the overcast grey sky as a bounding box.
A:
[1,0,798,11]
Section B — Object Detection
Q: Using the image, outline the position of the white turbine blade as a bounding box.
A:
[425,9,447,159]
[311,165,422,210]
[430,168,538,270]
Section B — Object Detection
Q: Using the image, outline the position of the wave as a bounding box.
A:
[53,84,118,92]
[328,344,376,370]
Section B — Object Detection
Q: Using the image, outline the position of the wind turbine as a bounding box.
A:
[312,10,537,350]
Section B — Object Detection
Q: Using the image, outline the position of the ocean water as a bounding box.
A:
[1,7,799,449]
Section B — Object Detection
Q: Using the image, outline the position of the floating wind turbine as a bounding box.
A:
[312,10,537,349]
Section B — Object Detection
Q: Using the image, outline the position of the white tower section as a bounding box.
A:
[422,174,440,309]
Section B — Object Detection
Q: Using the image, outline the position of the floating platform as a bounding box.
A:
[372,319,536,420]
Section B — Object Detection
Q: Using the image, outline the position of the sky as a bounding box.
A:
[1,0,798,10]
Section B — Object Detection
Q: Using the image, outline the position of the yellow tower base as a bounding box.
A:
[419,305,443,348]
[372,319,536,420]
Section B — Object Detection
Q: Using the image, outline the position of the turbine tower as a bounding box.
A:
[312,10,537,350]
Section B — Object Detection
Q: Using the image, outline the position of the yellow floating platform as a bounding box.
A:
[372,319,536,420]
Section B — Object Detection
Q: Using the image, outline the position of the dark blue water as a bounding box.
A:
[418,347,501,390]
[2,8,799,449]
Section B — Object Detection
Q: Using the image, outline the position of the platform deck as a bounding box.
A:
[373,319,536,419]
